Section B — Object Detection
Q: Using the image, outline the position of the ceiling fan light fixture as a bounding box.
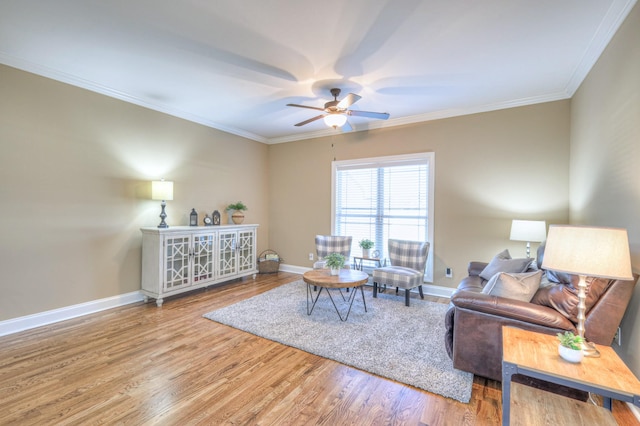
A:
[324,113,347,129]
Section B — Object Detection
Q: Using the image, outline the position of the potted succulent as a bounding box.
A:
[557,331,584,363]
[226,201,248,224]
[359,239,374,258]
[325,252,346,276]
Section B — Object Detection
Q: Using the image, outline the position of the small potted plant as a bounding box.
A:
[324,252,346,275]
[226,201,248,224]
[557,331,584,363]
[359,239,374,258]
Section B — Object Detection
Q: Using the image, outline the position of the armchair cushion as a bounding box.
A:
[373,266,423,289]
[482,270,543,302]
[479,249,533,280]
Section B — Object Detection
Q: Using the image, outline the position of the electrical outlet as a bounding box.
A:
[308,253,314,261]
[615,327,622,346]
[445,267,453,278]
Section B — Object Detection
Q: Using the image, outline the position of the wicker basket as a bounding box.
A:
[258,249,281,274]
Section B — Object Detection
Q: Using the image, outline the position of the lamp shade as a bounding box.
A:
[510,220,547,242]
[324,113,347,128]
[541,225,633,280]
[151,180,174,201]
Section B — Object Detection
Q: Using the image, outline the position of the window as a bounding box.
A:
[332,153,435,282]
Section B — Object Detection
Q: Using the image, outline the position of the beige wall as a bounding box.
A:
[268,101,571,287]
[0,65,269,321]
[570,3,640,371]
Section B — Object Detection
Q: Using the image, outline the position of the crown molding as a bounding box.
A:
[0,53,268,144]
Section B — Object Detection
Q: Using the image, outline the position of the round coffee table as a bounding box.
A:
[302,269,369,321]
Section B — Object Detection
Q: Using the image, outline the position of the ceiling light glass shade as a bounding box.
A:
[510,220,547,242]
[151,180,174,201]
[324,114,347,128]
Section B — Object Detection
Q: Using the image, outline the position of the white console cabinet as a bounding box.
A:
[141,225,258,306]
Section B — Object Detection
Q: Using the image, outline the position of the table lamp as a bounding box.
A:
[510,220,547,257]
[151,179,174,228]
[542,225,633,357]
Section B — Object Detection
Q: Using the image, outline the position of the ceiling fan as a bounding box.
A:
[286,88,390,131]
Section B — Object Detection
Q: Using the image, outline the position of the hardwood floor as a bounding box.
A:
[0,272,637,425]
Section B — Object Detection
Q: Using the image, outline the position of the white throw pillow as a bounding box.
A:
[482,270,543,302]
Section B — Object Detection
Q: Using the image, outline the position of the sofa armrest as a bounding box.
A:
[468,261,488,277]
[451,290,575,330]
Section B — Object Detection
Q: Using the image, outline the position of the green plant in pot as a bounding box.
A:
[557,331,584,363]
[359,239,374,258]
[325,252,346,275]
[226,201,248,224]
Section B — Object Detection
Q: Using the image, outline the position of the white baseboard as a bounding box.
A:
[422,283,455,299]
[0,267,453,337]
[279,263,312,274]
[0,291,145,337]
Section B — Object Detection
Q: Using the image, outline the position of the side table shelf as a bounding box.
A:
[353,256,384,271]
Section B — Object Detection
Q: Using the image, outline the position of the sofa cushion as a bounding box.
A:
[479,249,532,281]
[482,270,543,302]
[530,277,613,322]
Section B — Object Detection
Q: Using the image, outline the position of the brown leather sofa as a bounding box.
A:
[444,244,638,382]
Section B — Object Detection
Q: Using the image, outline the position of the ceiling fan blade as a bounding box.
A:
[294,114,326,127]
[341,120,353,132]
[337,93,361,109]
[348,110,390,120]
[286,103,325,112]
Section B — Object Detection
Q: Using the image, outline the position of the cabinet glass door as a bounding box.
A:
[164,235,191,291]
[237,230,255,274]
[217,231,237,279]
[192,233,215,283]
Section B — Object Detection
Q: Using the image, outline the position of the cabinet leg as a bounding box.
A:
[156,298,164,307]
[252,273,256,279]
[143,295,149,303]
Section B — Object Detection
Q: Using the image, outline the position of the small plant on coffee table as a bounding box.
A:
[325,252,346,270]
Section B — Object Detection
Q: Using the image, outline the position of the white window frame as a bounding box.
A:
[331,152,435,282]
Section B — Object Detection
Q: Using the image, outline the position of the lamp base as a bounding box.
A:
[581,340,601,358]
[157,201,169,228]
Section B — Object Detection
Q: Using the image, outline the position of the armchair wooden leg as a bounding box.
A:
[418,285,424,299]
[405,289,410,306]
[373,282,378,298]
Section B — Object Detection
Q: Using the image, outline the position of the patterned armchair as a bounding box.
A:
[313,235,353,270]
[372,239,430,306]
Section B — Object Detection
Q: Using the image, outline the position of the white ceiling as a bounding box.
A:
[0,0,636,144]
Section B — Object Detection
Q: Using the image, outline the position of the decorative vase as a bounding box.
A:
[362,248,370,258]
[231,210,245,224]
[558,344,583,363]
[330,267,340,276]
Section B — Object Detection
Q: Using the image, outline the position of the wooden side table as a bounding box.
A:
[501,326,640,425]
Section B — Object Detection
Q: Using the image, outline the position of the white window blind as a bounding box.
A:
[332,153,435,282]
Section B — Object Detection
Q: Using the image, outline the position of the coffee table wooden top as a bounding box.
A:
[303,269,369,289]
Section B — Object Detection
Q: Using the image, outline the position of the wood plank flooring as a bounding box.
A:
[0,272,637,425]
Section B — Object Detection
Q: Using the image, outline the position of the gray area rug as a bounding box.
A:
[203,280,472,403]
